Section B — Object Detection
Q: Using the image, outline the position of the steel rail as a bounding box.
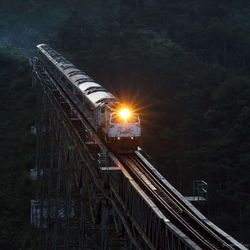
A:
[119,154,237,250]
[133,153,241,249]
[119,155,217,249]
[35,62,201,249]
[34,59,245,250]
[35,64,143,249]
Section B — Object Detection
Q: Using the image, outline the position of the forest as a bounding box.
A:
[0,0,250,249]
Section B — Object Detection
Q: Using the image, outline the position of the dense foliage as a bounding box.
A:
[0,0,250,248]
[0,50,36,249]
[53,0,250,243]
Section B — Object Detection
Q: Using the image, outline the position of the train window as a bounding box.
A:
[68,70,83,77]
[67,82,73,91]
[76,91,83,102]
[75,78,91,85]
[84,101,92,112]
[86,87,107,95]
[111,115,119,123]
[128,116,139,123]
[111,114,139,123]
[61,65,75,70]
[96,98,114,104]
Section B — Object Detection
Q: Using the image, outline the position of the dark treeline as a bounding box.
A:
[0,0,250,248]
[52,0,250,244]
[0,50,36,249]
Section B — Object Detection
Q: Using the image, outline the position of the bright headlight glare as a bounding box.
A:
[118,108,131,120]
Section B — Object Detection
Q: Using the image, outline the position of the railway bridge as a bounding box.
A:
[30,54,247,250]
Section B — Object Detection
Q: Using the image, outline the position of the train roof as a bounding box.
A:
[87,91,116,107]
[78,82,101,91]
[37,44,118,108]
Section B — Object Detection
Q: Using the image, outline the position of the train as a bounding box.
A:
[37,44,141,152]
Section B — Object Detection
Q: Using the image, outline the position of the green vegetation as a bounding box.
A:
[0,50,36,249]
[0,0,71,54]
[0,0,250,248]
[53,1,250,243]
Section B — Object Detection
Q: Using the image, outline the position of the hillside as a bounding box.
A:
[0,50,36,249]
[0,0,250,248]
[53,1,250,243]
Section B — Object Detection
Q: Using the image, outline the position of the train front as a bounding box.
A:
[108,106,141,153]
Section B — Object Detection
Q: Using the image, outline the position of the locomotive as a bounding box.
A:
[37,44,141,152]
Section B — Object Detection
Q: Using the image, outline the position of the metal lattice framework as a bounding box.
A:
[31,57,247,250]
[32,57,198,250]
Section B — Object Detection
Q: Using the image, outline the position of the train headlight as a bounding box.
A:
[118,108,131,121]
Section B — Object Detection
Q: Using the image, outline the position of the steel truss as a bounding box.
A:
[31,58,246,250]
[32,58,197,250]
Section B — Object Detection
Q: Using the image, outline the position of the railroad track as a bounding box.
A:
[36,61,245,250]
[118,153,237,250]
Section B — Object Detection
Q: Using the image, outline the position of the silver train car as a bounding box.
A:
[37,44,141,152]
